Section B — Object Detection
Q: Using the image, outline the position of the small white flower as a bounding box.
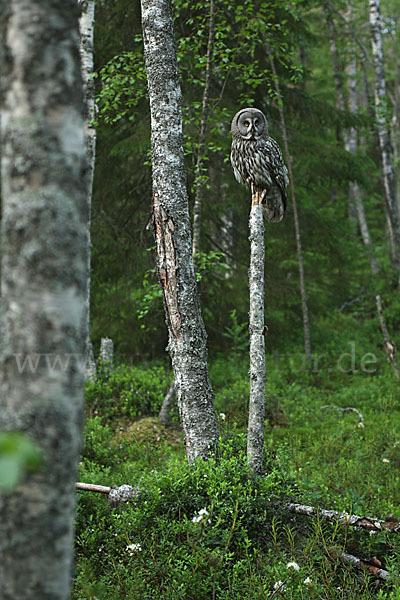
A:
[287,561,300,571]
[369,530,377,536]
[192,508,209,523]
[219,412,226,421]
[304,577,312,585]
[358,422,364,428]
[382,458,390,463]
[274,580,286,592]
[126,543,142,555]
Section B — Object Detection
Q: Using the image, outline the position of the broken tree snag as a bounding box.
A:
[153,193,181,339]
[286,502,400,533]
[376,294,400,379]
[247,186,266,474]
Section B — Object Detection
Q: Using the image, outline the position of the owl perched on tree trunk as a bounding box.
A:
[230,107,289,222]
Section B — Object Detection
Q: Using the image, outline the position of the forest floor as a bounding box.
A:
[73,354,400,600]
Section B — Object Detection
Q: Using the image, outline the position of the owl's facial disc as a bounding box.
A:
[237,110,265,139]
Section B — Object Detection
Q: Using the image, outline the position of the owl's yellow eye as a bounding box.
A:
[254,119,259,126]
[244,120,250,127]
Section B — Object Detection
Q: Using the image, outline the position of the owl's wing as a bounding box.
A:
[259,137,289,202]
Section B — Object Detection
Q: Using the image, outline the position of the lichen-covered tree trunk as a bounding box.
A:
[78,0,97,381]
[0,2,88,599]
[247,194,266,474]
[141,0,218,463]
[369,0,400,277]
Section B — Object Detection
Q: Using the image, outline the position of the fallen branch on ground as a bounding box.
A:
[321,404,364,427]
[76,481,400,535]
[286,502,400,533]
[76,482,139,506]
[339,552,391,581]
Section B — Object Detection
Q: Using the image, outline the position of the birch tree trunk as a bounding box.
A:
[369,0,400,277]
[0,2,88,599]
[192,0,215,257]
[247,193,266,474]
[329,2,380,275]
[78,0,97,382]
[141,0,218,463]
[159,380,176,425]
[345,5,380,275]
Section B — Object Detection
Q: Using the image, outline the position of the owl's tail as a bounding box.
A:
[262,184,286,223]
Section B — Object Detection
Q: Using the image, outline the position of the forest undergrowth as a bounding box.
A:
[73,336,400,600]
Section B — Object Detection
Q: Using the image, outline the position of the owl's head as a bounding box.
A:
[231,108,268,140]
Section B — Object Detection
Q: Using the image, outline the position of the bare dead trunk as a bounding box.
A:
[247,191,266,474]
[369,0,400,277]
[0,2,88,598]
[78,0,97,381]
[267,49,311,363]
[192,0,216,257]
[141,0,218,463]
[99,336,114,371]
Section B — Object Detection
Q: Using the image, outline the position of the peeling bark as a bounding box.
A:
[141,0,218,463]
[0,2,87,598]
[247,192,266,474]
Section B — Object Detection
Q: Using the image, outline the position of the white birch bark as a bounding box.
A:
[99,336,114,371]
[369,0,400,275]
[0,1,88,598]
[159,380,176,425]
[247,197,266,474]
[78,0,97,381]
[345,3,380,275]
[141,0,218,463]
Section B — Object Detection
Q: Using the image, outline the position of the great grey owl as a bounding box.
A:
[230,107,289,222]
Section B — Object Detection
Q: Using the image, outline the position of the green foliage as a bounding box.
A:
[0,432,42,492]
[223,309,249,353]
[74,355,400,599]
[85,363,169,421]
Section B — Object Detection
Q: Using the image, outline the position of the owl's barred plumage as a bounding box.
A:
[230,107,289,222]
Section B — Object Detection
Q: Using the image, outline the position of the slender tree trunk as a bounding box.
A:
[369,0,400,277]
[0,2,88,599]
[79,0,97,382]
[141,0,218,463]
[159,380,176,425]
[192,0,216,257]
[247,190,266,474]
[342,2,380,274]
[267,49,311,363]
[376,295,400,379]
[99,336,114,371]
